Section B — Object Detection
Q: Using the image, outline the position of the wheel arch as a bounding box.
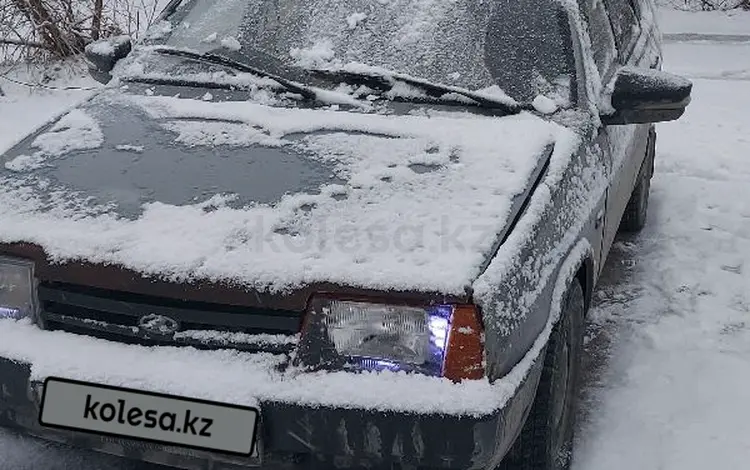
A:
[553,239,594,325]
[575,253,595,314]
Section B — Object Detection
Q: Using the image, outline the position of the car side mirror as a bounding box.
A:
[600,67,693,125]
[84,35,133,84]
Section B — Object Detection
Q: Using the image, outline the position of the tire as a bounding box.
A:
[619,128,656,233]
[497,280,585,470]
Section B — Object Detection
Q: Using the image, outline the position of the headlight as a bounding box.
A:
[296,297,485,381]
[0,256,36,320]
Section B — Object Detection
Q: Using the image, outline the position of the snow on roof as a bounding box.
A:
[0,91,576,295]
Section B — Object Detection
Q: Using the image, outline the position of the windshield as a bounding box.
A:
[154,0,576,104]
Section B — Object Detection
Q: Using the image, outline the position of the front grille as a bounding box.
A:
[38,282,302,354]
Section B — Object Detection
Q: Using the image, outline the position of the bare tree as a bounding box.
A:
[1,0,165,63]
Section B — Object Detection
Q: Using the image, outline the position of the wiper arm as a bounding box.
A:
[309,65,526,114]
[150,46,319,101]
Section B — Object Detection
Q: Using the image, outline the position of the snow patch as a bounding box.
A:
[173,330,299,347]
[31,109,104,157]
[290,40,337,69]
[86,40,115,56]
[114,144,144,153]
[533,95,560,115]
[201,32,218,43]
[163,120,285,148]
[4,154,47,172]
[0,318,540,416]
[220,36,242,51]
[346,12,368,30]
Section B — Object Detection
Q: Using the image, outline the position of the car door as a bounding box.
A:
[590,0,654,266]
[576,0,620,270]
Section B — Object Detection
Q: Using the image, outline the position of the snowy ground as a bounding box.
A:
[1,7,749,470]
[573,10,750,470]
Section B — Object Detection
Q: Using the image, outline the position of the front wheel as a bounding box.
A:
[619,128,656,233]
[498,280,585,470]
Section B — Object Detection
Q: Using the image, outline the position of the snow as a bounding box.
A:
[289,40,337,69]
[116,47,373,109]
[346,12,367,30]
[4,154,46,172]
[659,7,750,36]
[144,20,173,40]
[219,36,241,51]
[117,56,283,94]
[661,39,750,81]
[290,59,517,107]
[473,123,603,337]
[164,120,285,148]
[0,428,144,470]
[0,67,99,156]
[224,0,502,91]
[0,90,568,296]
[573,20,750,470]
[201,32,218,43]
[532,95,559,115]
[172,330,298,347]
[0,318,531,416]
[1,108,104,174]
[86,40,115,56]
[114,144,144,153]
[556,0,605,123]
[29,109,104,156]
[600,66,693,117]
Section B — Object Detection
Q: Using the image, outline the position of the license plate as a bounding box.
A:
[39,377,259,457]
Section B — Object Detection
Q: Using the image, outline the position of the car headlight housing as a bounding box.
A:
[296,296,485,381]
[0,257,37,320]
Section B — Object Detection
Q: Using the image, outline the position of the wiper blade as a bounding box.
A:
[309,65,526,114]
[150,46,319,101]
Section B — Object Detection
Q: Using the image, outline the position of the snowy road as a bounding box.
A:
[573,34,750,470]
[1,13,750,470]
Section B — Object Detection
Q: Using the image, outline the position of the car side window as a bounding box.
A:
[603,0,641,60]
[579,0,618,79]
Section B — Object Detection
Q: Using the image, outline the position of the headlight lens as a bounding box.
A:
[0,257,36,320]
[325,300,451,369]
[296,298,459,377]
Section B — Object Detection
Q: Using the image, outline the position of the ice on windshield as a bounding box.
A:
[164,0,498,90]
[154,0,575,103]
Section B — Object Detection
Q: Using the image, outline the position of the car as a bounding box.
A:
[0,0,691,469]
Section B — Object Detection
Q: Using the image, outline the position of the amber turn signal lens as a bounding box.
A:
[443,305,485,382]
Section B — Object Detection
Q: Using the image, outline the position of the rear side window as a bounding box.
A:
[603,0,641,58]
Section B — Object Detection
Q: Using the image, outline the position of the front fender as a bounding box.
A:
[472,127,606,382]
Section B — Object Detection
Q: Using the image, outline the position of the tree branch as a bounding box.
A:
[0,37,49,49]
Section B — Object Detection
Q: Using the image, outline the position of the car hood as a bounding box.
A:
[0,88,572,297]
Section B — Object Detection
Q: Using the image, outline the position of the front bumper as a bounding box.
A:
[0,322,544,470]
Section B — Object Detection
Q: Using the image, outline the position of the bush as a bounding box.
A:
[657,0,750,10]
[1,0,165,63]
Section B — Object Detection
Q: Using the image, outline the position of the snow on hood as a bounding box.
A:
[0,90,576,294]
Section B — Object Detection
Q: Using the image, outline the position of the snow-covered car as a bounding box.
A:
[0,0,692,469]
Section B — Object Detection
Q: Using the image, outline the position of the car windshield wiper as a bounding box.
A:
[307,66,527,115]
[148,46,359,107]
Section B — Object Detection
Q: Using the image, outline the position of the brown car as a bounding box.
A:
[0,0,691,469]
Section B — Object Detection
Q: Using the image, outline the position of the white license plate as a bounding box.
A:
[39,377,259,457]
